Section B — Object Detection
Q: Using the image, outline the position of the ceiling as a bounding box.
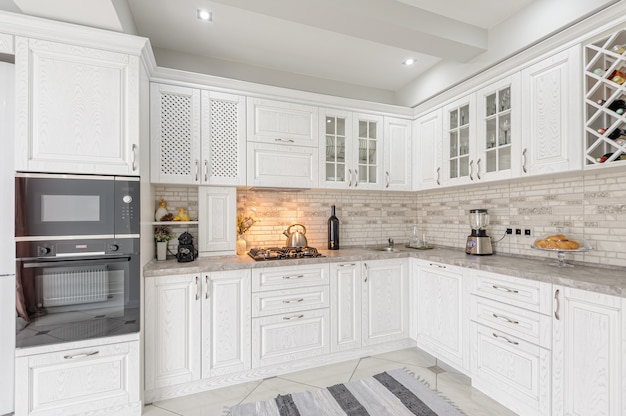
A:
[0,0,617,105]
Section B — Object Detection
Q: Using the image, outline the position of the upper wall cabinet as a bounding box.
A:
[150,83,246,185]
[413,109,443,190]
[15,38,141,175]
[583,28,626,168]
[442,94,476,186]
[247,98,318,188]
[520,46,582,176]
[383,117,412,191]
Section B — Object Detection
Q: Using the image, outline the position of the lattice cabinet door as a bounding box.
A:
[584,28,626,168]
[150,83,201,184]
[201,91,246,186]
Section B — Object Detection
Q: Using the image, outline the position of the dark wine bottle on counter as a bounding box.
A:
[328,205,339,250]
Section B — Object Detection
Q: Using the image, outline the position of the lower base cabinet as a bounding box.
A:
[15,338,141,416]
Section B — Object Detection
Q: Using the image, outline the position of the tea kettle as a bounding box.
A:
[283,224,308,248]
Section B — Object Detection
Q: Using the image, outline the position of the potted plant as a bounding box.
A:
[154,225,173,260]
[236,210,257,255]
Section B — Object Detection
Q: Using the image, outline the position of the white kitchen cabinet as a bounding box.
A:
[362,259,408,346]
[413,109,443,190]
[330,261,363,352]
[246,142,319,188]
[414,260,469,372]
[319,108,353,189]
[15,339,141,416]
[383,116,412,190]
[198,186,236,256]
[247,98,318,146]
[470,271,552,416]
[552,286,625,416]
[144,271,251,390]
[251,264,330,367]
[14,37,141,175]
[442,94,476,186]
[520,46,582,175]
[353,113,384,190]
[151,83,246,185]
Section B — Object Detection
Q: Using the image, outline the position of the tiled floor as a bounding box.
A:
[143,347,518,415]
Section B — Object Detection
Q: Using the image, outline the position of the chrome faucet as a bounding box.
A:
[388,238,394,248]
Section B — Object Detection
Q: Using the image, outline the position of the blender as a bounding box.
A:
[465,209,493,255]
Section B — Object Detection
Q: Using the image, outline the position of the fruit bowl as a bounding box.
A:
[531,233,593,267]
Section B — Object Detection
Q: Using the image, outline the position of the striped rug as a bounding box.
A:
[228,368,466,416]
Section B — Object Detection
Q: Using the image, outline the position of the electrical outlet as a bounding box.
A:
[524,227,534,237]
[515,228,522,235]
[506,228,513,235]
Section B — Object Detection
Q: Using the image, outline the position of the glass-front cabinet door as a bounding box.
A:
[354,113,383,189]
[477,74,520,181]
[443,95,475,186]
[319,109,352,189]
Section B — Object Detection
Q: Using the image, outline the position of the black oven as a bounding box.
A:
[15,238,140,348]
[15,173,140,239]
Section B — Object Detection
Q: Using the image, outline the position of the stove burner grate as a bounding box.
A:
[248,246,324,261]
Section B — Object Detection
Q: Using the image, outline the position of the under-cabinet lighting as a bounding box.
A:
[197,9,212,21]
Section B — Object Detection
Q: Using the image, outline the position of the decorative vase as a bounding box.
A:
[236,234,247,255]
[156,241,167,261]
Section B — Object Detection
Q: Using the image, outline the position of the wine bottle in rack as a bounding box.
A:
[608,99,626,115]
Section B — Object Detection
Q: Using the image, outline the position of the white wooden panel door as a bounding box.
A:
[202,270,251,378]
[150,83,201,184]
[552,286,624,416]
[247,142,319,188]
[144,274,201,390]
[521,46,582,176]
[201,91,246,186]
[14,340,140,416]
[330,262,362,352]
[15,38,140,175]
[362,259,408,346]
[247,98,318,146]
[416,261,468,371]
[383,117,412,191]
[413,109,442,190]
[198,186,236,255]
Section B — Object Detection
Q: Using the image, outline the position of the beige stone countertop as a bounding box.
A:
[143,246,626,298]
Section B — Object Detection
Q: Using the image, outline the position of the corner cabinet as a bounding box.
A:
[383,117,412,190]
[552,286,626,416]
[144,270,251,394]
[520,46,582,175]
[413,109,443,190]
[14,37,141,175]
[150,83,246,185]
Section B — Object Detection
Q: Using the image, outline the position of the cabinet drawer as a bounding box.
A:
[252,264,329,292]
[470,294,551,348]
[252,308,329,368]
[470,322,551,416]
[15,340,140,416]
[252,286,330,317]
[472,271,552,314]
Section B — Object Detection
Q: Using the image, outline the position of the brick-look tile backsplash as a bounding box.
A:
[155,168,626,268]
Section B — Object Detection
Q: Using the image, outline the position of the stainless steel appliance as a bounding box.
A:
[283,224,308,248]
[15,173,140,239]
[248,246,323,261]
[0,60,15,415]
[15,237,140,348]
[465,209,493,255]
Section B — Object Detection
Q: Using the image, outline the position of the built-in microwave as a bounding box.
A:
[15,173,140,239]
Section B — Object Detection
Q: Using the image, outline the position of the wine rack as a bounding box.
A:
[584,29,626,166]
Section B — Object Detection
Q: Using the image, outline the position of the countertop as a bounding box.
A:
[143,246,626,298]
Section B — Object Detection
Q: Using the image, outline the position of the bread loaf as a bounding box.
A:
[534,235,580,250]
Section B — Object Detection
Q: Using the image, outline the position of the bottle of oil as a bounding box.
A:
[328,205,339,250]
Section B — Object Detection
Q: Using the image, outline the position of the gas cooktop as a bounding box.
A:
[248,246,324,261]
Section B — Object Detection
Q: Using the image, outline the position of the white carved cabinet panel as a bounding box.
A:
[330,262,363,352]
[413,109,442,190]
[15,37,140,175]
[383,116,412,191]
[198,186,236,255]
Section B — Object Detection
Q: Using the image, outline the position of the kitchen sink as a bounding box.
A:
[369,247,401,253]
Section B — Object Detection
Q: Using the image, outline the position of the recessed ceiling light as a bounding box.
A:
[403,58,415,66]
[197,9,212,21]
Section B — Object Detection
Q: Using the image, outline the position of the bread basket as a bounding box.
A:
[531,233,593,267]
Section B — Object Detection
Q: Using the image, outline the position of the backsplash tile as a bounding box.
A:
[155,168,626,268]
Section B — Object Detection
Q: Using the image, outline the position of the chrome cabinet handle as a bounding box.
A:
[385,171,390,188]
[283,314,304,320]
[429,263,446,269]
[194,160,199,182]
[204,160,208,182]
[205,275,209,299]
[131,144,138,171]
[282,274,304,280]
[275,138,295,143]
[195,276,199,300]
[348,169,352,187]
[469,160,474,181]
[492,332,519,345]
[476,158,482,180]
[436,167,441,186]
[338,263,356,267]
[522,148,528,174]
[492,284,519,294]
[282,298,304,304]
[64,350,99,360]
[492,313,519,325]
[354,170,358,187]
[364,263,368,283]
[554,289,560,320]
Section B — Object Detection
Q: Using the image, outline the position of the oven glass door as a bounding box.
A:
[16,175,115,238]
[15,254,139,348]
